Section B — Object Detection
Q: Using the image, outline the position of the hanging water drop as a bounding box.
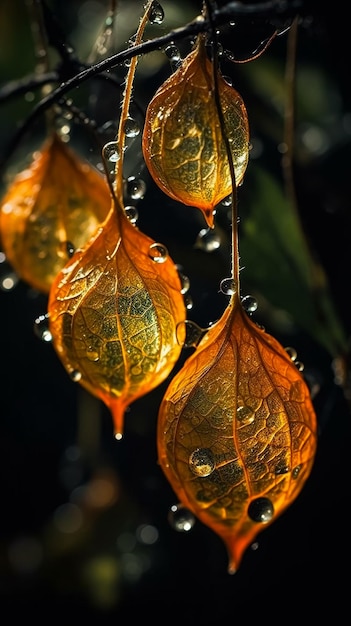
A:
[124,205,139,223]
[123,117,140,138]
[220,277,237,296]
[285,346,297,361]
[241,294,258,313]
[164,44,181,62]
[194,228,221,252]
[221,194,232,207]
[102,141,120,163]
[175,265,190,294]
[125,176,147,200]
[182,319,206,348]
[248,497,274,523]
[148,243,168,263]
[148,0,164,24]
[168,504,196,532]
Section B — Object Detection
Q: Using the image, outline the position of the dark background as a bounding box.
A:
[0,1,350,622]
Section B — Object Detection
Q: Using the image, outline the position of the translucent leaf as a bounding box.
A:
[48,198,187,438]
[142,34,250,228]
[0,132,111,293]
[157,291,317,573]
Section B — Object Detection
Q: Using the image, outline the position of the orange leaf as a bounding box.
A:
[142,35,250,228]
[157,291,317,573]
[0,132,110,293]
[48,198,187,438]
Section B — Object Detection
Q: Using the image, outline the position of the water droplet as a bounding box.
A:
[189,448,215,477]
[125,176,146,200]
[194,228,221,252]
[70,370,82,382]
[221,194,232,207]
[86,346,99,362]
[148,0,164,24]
[292,465,301,479]
[248,497,274,523]
[168,503,196,532]
[184,293,193,310]
[102,141,120,163]
[275,464,290,475]
[123,117,140,138]
[175,265,190,294]
[65,241,75,258]
[33,313,52,342]
[124,205,138,223]
[236,404,255,425]
[295,360,304,372]
[241,294,258,313]
[182,320,206,348]
[164,44,181,62]
[285,346,297,361]
[220,277,237,296]
[148,243,168,263]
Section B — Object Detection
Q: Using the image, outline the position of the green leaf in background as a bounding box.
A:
[238,162,348,359]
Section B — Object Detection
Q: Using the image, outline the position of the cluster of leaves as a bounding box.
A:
[0,0,350,584]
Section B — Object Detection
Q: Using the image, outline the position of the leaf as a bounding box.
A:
[48,197,187,438]
[239,164,347,357]
[157,290,317,573]
[142,34,250,228]
[0,132,111,293]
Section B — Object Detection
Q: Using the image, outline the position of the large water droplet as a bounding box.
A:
[285,346,297,361]
[164,44,181,62]
[148,243,168,263]
[124,205,138,223]
[236,404,255,425]
[148,0,165,24]
[102,141,120,163]
[125,176,146,200]
[175,265,190,294]
[248,497,274,523]
[182,320,206,348]
[123,117,140,138]
[189,448,215,477]
[241,294,258,313]
[220,277,237,296]
[168,504,195,532]
[195,228,221,252]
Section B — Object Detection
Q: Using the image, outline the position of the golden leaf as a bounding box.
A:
[0,132,110,293]
[48,198,187,438]
[142,35,250,228]
[157,291,317,573]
